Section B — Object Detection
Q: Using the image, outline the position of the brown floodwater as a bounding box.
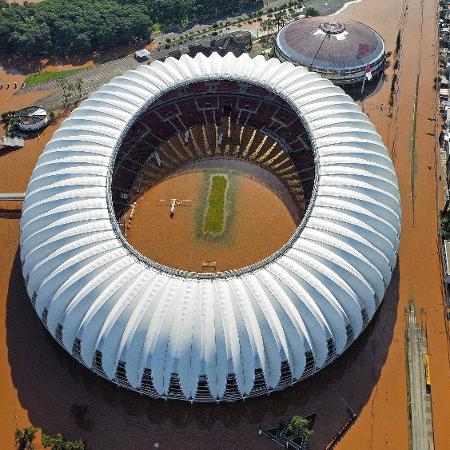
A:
[337,0,450,448]
[0,0,449,448]
[126,170,296,273]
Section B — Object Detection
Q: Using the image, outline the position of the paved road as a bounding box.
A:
[406,304,435,450]
[0,193,25,201]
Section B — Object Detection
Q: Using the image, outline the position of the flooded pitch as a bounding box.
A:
[125,166,297,273]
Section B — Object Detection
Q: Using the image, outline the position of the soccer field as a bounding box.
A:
[203,174,228,234]
[125,166,296,272]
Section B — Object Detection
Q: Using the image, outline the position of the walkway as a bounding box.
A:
[0,193,25,201]
[34,56,139,111]
[406,303,435,450]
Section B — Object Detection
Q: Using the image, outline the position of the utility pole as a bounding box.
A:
[360,75,366,96]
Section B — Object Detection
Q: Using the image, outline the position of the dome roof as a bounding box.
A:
[20,52,401,402]
[276,17,385,72]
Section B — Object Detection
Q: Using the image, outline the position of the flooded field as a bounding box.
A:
[126,170,296,273]
[0,0,449,449]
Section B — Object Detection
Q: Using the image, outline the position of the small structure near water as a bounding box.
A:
[152,30,252,61]
[134,48,151,62]
[16,106,49,131]
[0,136,24,148]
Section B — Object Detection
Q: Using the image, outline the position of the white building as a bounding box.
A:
[275,17,385,86]
[134,48,151,61]
[20,52,401,402]
[17,106,48,131]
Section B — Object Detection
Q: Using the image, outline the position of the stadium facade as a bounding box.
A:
[20,52,401,402]
[275,17,385,86]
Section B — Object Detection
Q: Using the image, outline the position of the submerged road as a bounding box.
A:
[406,304,435,450]
[0,193,25,201]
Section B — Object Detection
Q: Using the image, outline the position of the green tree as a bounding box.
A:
[304,7,320,17]
[441,211,450,240]
[0,0,264,57]
[261,18,276,34]
[41,433,86,450]
[260,18,270,34]
[14,427,37,450]
[74,78,83,101]
[61,80,74,110]
[274,11,287,31]
[287,415,313,439]
[0,0,153,57]
[73,33,91,54]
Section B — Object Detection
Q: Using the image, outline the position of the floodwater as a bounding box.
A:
[0,0,449,449]
[126,170,296,272]
[0,64,42,113]
[337,0,450,448]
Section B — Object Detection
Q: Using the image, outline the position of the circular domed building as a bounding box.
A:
[20,52,400,403]
[275,17,385,86]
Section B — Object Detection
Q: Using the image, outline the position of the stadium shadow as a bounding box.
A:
[0,208,21,219]
[7,249,400,450]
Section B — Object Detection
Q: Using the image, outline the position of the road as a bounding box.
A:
[406,304,435,450]
[0,193,25,201]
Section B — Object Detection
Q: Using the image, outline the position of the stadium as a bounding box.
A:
[275,17,386,86]
[19,52,401,403]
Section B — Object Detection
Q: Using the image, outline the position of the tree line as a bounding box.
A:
[134,0,261,28]
[15,426,85,450]
[258,5,319,35]
[0,0,261,57]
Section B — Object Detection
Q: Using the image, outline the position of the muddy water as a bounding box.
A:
[126,171,296,272]
[0,65,32,112]
[337,0,450,448]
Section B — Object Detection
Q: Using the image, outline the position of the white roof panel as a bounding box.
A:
[20,52,401,402]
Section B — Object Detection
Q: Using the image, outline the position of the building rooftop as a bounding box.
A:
[444,240,450,277]
[276,16,385,72]
[17,106,48,126]
[20,52,401,403]
[134,49,151,60]
[0,136,24,148]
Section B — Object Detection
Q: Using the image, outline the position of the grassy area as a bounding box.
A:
[24,68,84,87]
[203,174,228,234]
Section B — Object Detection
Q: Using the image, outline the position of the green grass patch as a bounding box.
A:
[24,68,84,87]
[203,174,228,234]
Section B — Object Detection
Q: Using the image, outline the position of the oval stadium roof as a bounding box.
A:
[20,52,401,402]
[276,17,385,72]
